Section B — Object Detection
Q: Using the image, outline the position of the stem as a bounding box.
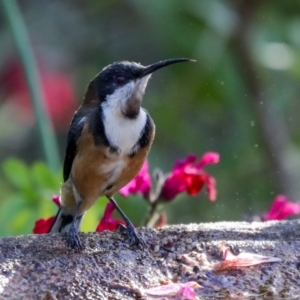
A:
[144,201,160,228]
[1,0,60,171]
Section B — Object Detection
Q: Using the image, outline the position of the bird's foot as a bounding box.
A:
[66,223,82,250]
[119,223,146,249]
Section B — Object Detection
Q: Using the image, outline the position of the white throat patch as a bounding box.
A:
[102,84,148,154]
[104,76,151,113]
[105,81,135,112]
[101,76,151,154]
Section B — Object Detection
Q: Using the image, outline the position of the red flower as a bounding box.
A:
[0,59,77,131]
[119,160,151,198]
[262,195,300,221]
[33,195,60,234]
[33,216,56,234]
[160,152,219,201]
[96,203,125,232]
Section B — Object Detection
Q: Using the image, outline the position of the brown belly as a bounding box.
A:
[64,127,152,214]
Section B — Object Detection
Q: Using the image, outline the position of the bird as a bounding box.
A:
[49,58,193,249]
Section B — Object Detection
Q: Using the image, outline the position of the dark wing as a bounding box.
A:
[138,113,155,148]
[63,113,84,182]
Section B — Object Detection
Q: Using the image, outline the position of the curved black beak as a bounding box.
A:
[141,58,195,77]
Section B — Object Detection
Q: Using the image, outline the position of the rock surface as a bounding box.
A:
[0,221,300,299]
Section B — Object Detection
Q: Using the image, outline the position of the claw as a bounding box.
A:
[66,223,82,250]
[119,223,146,248]
[108,196,146,249]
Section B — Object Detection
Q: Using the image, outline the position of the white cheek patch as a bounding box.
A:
[137,75,151,94]
[104,76,151,113]
[129,75,151,105]
[105,81,135,112]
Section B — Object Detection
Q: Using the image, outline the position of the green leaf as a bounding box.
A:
[31,162,61,190]
[22,186,40,205]
[2,158,31,189]
[0,194,28,236]
[11,208,33,235]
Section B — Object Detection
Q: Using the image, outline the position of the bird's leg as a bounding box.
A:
[108,196,146,248]
[66,184,83,250]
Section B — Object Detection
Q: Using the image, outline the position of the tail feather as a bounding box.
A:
[49,208,83,233]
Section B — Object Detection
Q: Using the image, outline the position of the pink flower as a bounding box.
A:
[51,195,61,207]
[119,160,151,198]
[144,281,200,300]
[33,195,61,234]
[96,203,125,232]
[262,195,300,221]
[213,245,281,271]
[160,152,219,201]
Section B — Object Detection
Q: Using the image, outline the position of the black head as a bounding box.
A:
[91,58,194,102]
[92,61,144,102]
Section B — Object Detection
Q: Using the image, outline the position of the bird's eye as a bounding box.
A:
[115,76,126,85]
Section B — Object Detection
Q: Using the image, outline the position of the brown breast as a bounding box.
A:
[69,124,155,213]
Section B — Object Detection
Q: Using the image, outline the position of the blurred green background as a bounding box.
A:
[0,0,300,236]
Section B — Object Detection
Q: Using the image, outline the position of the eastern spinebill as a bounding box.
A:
[49,58,193,249]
